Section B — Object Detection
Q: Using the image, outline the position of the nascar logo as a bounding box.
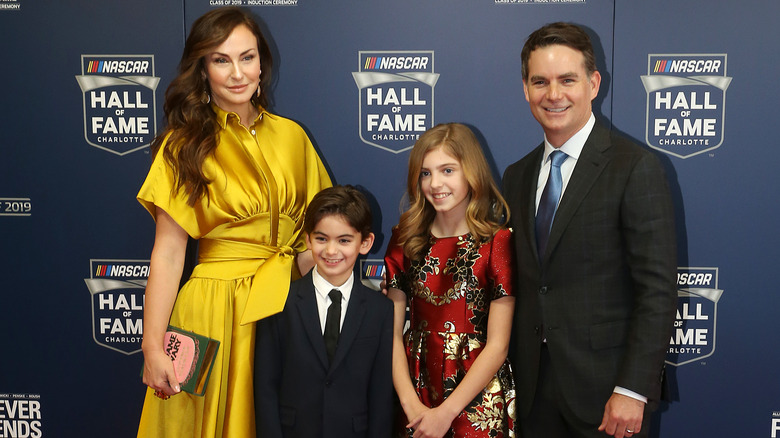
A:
[641,54,732,159]
[85,259,148,355]
[75,55,160,156]
[353,51,439,154]
[360,259,385,291]
[666,267,724,366]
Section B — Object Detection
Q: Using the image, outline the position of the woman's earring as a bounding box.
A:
[201,90,210,105]
[256,83,261,98]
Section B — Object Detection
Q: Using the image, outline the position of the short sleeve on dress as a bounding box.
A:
[384,229,410,294]
[136,136,204,238]
[488,228,515,300]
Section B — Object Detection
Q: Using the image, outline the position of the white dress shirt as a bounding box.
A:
[535,113,595,212]
[311,266,353,334]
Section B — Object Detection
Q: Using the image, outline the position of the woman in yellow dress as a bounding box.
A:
[136,7,331,437]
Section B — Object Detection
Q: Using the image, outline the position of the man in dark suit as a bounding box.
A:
[502,23,677,438]
[254,186,393,438]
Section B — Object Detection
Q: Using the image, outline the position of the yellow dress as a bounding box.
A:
[136,105,331,437]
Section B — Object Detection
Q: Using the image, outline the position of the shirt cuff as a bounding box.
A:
[614,386,648,404]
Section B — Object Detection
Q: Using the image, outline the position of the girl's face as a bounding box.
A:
[419,147,471,221]
[204,24,261,119]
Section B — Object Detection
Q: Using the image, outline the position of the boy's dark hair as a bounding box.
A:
[521,22,597,81]
[303,185,373,239]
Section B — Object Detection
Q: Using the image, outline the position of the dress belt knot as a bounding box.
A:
[195,238,297,325]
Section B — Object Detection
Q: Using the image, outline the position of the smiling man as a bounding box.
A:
[502,22,678,438]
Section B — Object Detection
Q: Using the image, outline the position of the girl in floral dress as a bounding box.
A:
[385,123,516,438]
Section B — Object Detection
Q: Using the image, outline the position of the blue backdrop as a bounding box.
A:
[1,0,778,436]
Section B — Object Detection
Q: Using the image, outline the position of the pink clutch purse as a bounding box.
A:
[163,326,220,396]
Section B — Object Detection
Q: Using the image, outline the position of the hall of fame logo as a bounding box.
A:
[641,54,732,159]
[666,267,724,366]
[85,259,148,354]
[352,51,439,154]
[75,55,160,156]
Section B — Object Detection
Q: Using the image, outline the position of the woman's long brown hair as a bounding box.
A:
[151,7,273,206]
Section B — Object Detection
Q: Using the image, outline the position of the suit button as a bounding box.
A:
[325,380,332,387]
[534,326,540,334]
[539,286,548,295]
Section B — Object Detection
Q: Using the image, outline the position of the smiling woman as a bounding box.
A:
[135,7,331,438]
[203,24,262,124]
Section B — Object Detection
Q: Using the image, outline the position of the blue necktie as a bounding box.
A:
[535,150,568,259]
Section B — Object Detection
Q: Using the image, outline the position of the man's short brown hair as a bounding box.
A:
[521,22,598,81]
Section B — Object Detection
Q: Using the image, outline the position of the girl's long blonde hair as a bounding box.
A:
[395,123,509,260]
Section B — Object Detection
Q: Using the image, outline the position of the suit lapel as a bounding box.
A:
[517,145,546,265]
[544,122,611,263]
[293,276,330,369]
[328,283,367,373]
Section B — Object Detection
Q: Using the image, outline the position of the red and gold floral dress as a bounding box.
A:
[385,228,516,437]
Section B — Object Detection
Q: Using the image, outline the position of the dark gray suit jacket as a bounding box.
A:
[502,121,677,425]
[254,271,394,438]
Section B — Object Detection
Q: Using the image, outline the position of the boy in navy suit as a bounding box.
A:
[255,185,393,438]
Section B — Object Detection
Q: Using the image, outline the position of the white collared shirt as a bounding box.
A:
[535,113,596,213]
[311,266,353,334]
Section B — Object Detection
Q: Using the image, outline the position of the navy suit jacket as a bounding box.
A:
[502,121,677,424]
[254,271,393,438]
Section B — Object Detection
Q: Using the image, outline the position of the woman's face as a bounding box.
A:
[204,24,261,117]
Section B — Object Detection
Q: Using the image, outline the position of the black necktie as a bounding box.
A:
[535,150,568,260]
[323,289,342,362]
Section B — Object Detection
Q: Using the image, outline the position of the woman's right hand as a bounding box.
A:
[142,348,181,397]
[141,208,188,399]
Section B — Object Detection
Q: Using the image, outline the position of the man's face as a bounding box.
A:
[523,44,601,147]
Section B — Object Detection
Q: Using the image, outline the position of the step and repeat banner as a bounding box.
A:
[1,0,778,436]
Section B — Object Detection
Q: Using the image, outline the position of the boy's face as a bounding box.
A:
[305,215,374,286]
